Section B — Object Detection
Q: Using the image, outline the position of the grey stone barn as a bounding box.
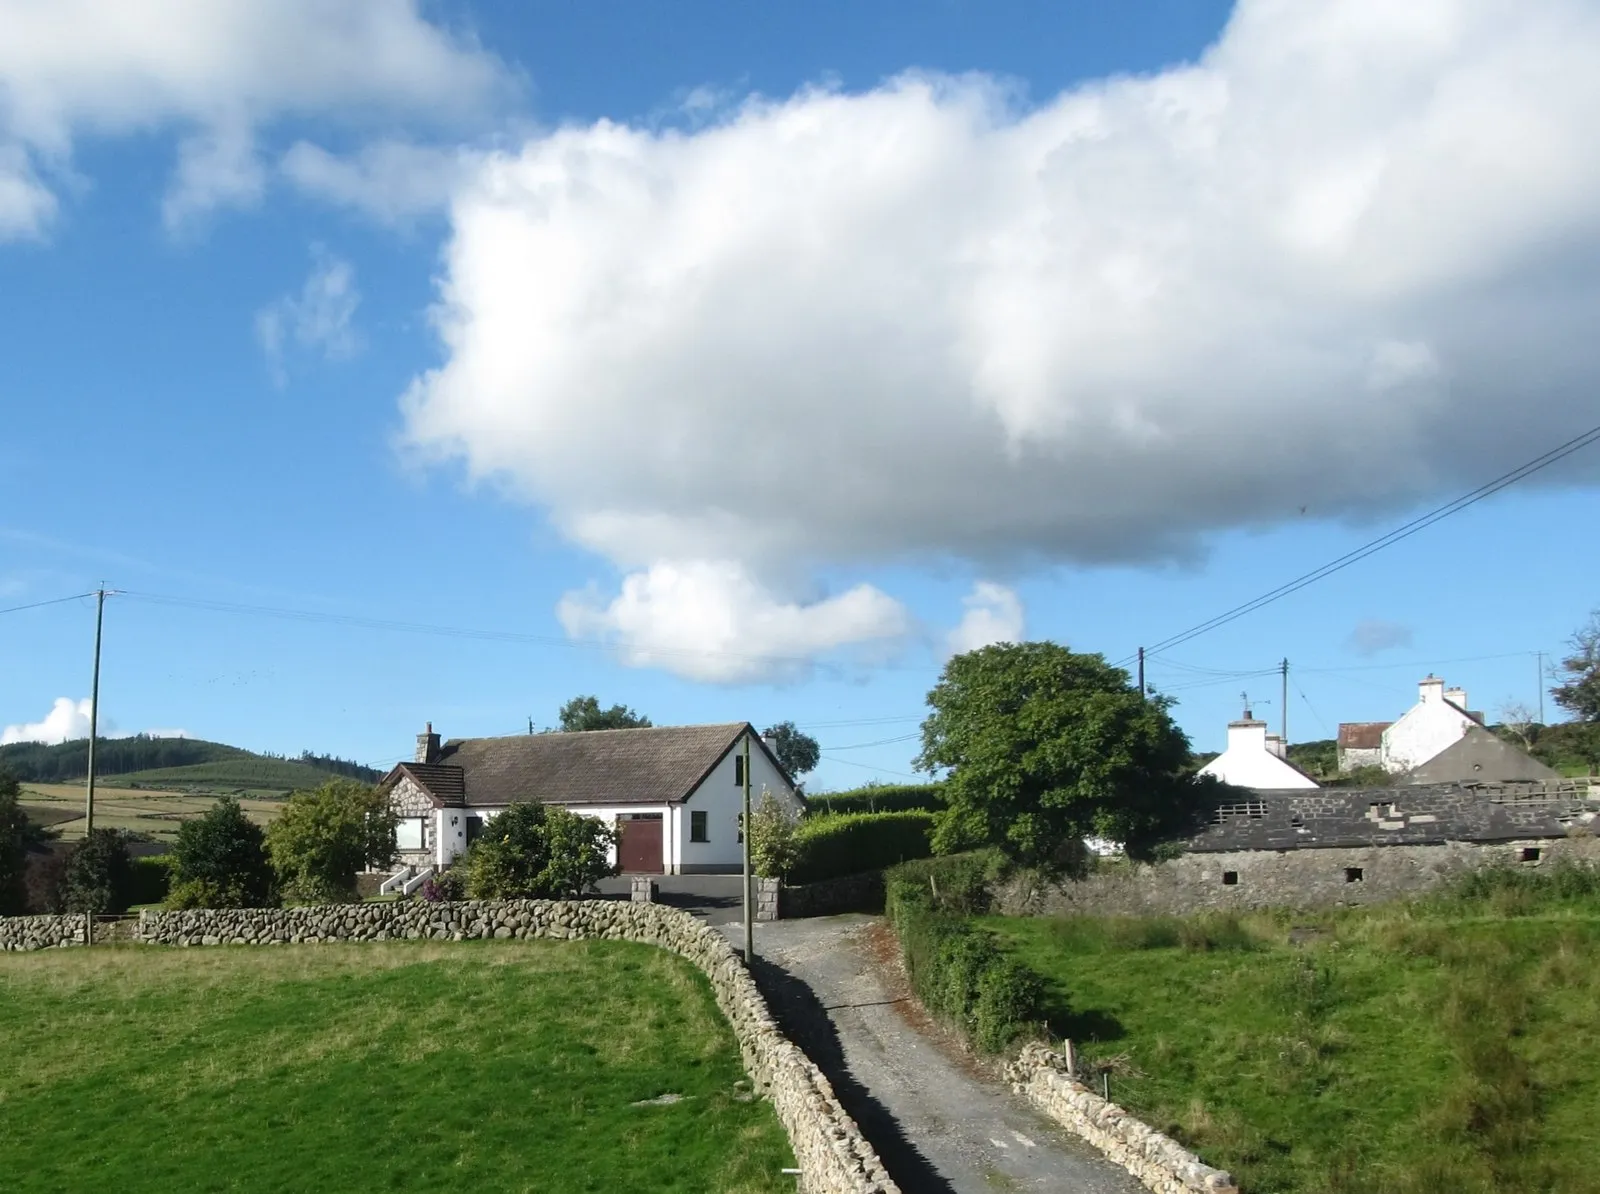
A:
[379,722,802,875]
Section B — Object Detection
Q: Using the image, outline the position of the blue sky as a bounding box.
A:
[2,0,1597,788]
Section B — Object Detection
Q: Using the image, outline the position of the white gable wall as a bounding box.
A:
[1381,677,1477,774]
[1199,720,1319,790]
[676,730,802,874]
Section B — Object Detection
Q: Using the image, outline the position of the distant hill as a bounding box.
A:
[0,734,380,793]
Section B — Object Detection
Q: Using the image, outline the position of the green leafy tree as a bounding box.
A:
[748,789,801,880]
[557,695,653,732]
[915,641,1206,865]
[167,796,277,908]
[1551,611,1600,772]
[463,802,617,899]
[761,722,821,781]
[61,828,134,915]
[0,769,30,915]
[267,780,397,904]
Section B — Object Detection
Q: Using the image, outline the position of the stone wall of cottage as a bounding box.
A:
[1006,1043,1237,1194]
[121,899,896,1194]
[386,774,434,867]
[994,835,1600,917]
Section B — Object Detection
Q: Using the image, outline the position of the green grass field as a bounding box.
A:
[109,757,357,794]
[0,939,793,1193]
[20,782,285,843]
[983,872,1600,1194]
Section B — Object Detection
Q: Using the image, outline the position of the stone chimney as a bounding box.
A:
[1266,733,1288,760]
[1444,686,1468,710]
[415,722,440,765]
[761,733,778,755]
[1418,675,1445,705]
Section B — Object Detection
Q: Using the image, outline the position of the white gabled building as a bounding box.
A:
[1379,675,1483,774]
[380,722,802,875]
[1199,713,1320,790]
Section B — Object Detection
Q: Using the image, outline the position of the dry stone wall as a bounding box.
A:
[996,836,1600,917]
[135,899,897,1194]
[1007,1043,1237,1194]
[0,913,86,951]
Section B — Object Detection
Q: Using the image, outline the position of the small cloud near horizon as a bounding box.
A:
[1,697,186,745]
[1346,618,1414,657]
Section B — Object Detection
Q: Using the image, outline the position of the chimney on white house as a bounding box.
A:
[416,722,440,764]
[1226,718,1270,754]
[1418,675,1445,705]
[1444,686,1468,710]
[1266,733,1288,760]
[761,733,779,756]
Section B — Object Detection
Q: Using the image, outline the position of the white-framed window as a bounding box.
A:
[396,818,426,851]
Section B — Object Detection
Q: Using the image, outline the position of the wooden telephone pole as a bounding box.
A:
[741,735,754,963]
[84,588,108,836]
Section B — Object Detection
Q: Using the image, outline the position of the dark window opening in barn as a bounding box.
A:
[1521,847,1541,863]
[690,810,708,843]
[734,755,745,786]
[1222,871,1239,886]
[1345,867,1364,883]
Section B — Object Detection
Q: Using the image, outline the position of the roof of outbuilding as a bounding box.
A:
[426,722,765,808]
[1337,722,1390,749]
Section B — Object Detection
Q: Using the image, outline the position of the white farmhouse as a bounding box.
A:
[1380,676,1483,774]
[380,722,801,875]
[1198,713,1320,790]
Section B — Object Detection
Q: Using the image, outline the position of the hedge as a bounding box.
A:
[128,855,173,907]
[787,810,936,885]
[884,852,1048,1053]
[805,783,946,816]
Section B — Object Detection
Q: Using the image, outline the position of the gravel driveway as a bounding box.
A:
[732,914,1145,1194]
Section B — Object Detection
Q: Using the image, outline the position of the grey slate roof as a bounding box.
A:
[394,722,761,809]
[1399,726,1560,786]
[1188,781,1598,852]
[392,762,467,807]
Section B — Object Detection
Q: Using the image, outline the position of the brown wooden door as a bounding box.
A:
[618,813,664,874]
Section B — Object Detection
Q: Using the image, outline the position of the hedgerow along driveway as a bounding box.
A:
[740,914,1144,1194]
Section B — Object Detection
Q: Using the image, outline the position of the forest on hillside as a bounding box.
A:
[0,735,380,784]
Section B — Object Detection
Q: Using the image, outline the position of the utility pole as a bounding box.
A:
[741,733,754,964]
[1137,647,1146,698]
[1536,652,1545,725]
[84,588,107,838]
[1281,658,1289,744]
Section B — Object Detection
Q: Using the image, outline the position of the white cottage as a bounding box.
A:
[380,722,802,875]
[1380,676,1483,774]
[1198,714,1320,790]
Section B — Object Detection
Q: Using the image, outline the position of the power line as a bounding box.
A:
[818,753,923,780]
[0,591,97,615]
[820,732,921,751]
[1117,421,1600,666]
[117,589,908,671]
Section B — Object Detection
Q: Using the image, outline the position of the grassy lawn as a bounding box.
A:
[982,876,1600,1194]
[0,939,793,1193]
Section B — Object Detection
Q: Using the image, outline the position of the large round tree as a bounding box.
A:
[916,641,1204,865]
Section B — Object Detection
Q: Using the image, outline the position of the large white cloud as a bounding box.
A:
[1,697,187,745]
[381,0,1595,679]
[0,0,514,236]
[947,583,1027,658]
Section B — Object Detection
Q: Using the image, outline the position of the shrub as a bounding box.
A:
[887,848,1009,915]
[805,783,946,816]
[268,781,394,904]
[126,855,173,907]
[786,810,936,884]
[0,769,28,915]
[463,803,617,900]
[61,829,134,915]
[884,854,1047,1053]
[170,797,277,908]
[420,870,466,902]
[748,790,800,880]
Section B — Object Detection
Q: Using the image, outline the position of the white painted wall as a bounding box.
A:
[676,731,803,873]
[1381,677,1477,774]
[1199,720,1319,790]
